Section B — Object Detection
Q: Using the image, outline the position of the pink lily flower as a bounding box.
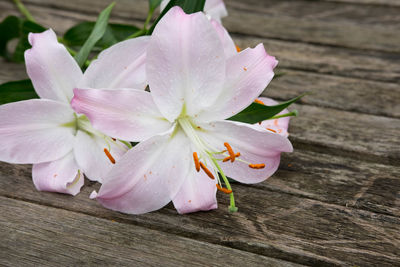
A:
[72,7,292,214]
[161,0,228,23]
[0,29,149,195]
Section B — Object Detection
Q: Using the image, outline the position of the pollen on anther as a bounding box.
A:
[243,67,247,71]
[193,152,200,172]
[236,45,241,52]
[224,142,235,162]
[104,148,116,164]
[249,163,265,169]
[267,128,277,133]
[200,162,214,179]
[216,184,232,194]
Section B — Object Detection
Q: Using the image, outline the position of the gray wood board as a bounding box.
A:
[0,162,399,266]
[0,196,300,267]
[2,0,400,53]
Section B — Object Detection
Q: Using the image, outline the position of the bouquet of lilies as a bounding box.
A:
[0,0,303,214]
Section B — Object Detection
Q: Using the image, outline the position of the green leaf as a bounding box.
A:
[63,22,139,50]
[149,0,163,11]
[0,79,38,104]
[0,16,22,59]
[228,93,306,124]
[74,2,115,67]
[12,20,46,62]
[147,0,206,34]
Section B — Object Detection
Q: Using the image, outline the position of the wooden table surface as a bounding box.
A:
[0,0,399,266]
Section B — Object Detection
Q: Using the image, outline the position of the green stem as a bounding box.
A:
[269,110,298,120]
[13,0,36,22]
[143,9,154,30]
[210,157,238,213]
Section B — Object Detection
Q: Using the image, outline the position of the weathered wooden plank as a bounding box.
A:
[270,150,400,217]
[225,7,400,53]
[0,164,399,266]
[3,0,400,84]
[322,0,400,7]
[234,35,400,84]
[265,69,400,118]
[3,0,400,53]
[289,104,400,165]
[0,196,300,267]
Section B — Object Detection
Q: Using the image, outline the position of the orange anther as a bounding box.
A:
[224,142,235,162]
[104,148,115,164]
[249,163,265,169]
[267,128,277,133]
[243,67,247,71]
[193,152,200,172]
[274,119,279,126]
[222,152,241,162]
[235,45,241,52]
[216,184,232,194]
[254,99,265,105]
[200,162,214,179]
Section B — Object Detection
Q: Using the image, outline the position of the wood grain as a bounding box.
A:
[0,0,399,266]
[321,0,400,7]
[2,0,400,53]
[3,0,400,84]
[0,162,399,266]
[0,196,300,267]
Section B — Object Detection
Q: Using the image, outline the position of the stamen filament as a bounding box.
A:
[104,148,116,164]
[193,152,200,172]
[249,163,265,169]
[210,157,237,212]
[200,162,214,179]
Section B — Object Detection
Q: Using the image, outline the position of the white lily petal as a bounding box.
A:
[73,130,127,183]
[198,120,292,184]
[71,88,172,141]
[0,99,75,164]
[32,151,83,195]
[147,6,225,121]
[80,36,150,90]
[25,29,83,103]
[95,128,192,214]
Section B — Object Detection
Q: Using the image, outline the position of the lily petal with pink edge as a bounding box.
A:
[72,7,292,213]
[0,29,150,195]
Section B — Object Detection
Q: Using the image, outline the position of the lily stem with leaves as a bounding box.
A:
[13,0,36,22]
